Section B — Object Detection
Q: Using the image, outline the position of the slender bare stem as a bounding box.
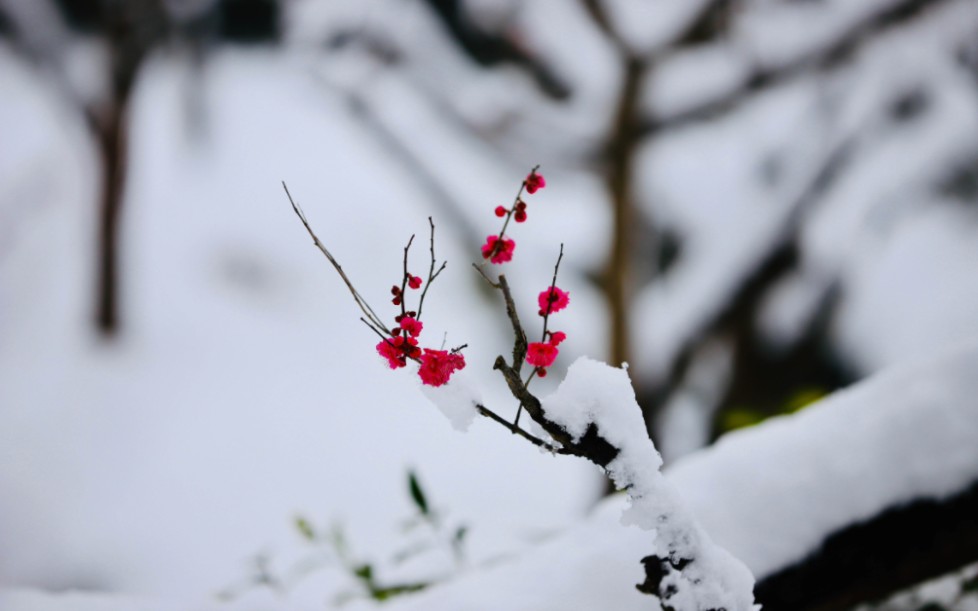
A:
[487,164,540,260]
[540,243,565,341]
[472,263,501,289]
[475,404,568,454]
[283,182,389,334]
[399,234,415,319]
[417,217,446,321]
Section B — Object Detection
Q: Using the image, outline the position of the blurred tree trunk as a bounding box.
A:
[92,0,166,335]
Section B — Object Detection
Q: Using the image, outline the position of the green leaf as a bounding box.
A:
[453,525,468,544]
[720,408,766,432]
[353,563,373,584]
[372,582,428,600]
[294,515,316,541]
[408,470,429,516]
[785,387,827,413]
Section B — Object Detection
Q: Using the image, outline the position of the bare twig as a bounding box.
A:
[498,164,538,239]
[484,165,540,261]
[473,264,620,467]
[360,317,389,342]
[399,234,415,319]
[515,244,565,427]
[540,243,565,341]
[417,217,446,321]
[284,182,390,335]
[472,262,501,289]
[475,404,569,454]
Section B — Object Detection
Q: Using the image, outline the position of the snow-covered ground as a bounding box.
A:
[5,335,977,610]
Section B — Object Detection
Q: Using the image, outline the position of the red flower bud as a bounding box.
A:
[481,235,516,264]
[527,341,558,368]
[525,171,546,194]
[538,286,570,315]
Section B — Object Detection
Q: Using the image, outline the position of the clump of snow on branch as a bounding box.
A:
[541,357,758,611]
[419,370,482,432]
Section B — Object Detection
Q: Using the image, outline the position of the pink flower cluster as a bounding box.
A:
[376,269,466,387]
[481,235,515,264]
[481,169,546,265]
[373,167,555,388]
[418,349,466,387]
[526,327,567,374]
[526,284,570,376]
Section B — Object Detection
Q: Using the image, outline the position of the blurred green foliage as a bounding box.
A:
[719,386,827,433]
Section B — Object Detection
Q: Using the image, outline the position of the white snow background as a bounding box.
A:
[0,45,601,605]
[3,0,978,608]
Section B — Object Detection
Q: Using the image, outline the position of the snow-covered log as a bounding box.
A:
[363,339,978,610]
[754,480,978,610]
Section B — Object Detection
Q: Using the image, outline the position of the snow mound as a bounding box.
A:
[542,358,757,611]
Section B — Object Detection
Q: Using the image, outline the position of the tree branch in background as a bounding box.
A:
[642,0,953,135]
[643,139,856,440]
[755,480,978,611]
[420,0,570,99]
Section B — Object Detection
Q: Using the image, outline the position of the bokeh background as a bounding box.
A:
[2,0,977,606]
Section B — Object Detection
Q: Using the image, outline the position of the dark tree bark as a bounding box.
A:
[91,0,166,335]
[755,480,978,610]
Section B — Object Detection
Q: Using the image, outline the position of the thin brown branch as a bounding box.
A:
[516,243,566,426]
[539,243,566,342]
[416,217,446,321]
[485,166,539,261]
[499,164,537,239]
[283,181,389,334]
[475,404,569,454]
[471,264,621,467]
[641,0,951,136]
[399,234,415,318]
[580,0,632,58]
[497,275,529,372]
[472,262,501,289]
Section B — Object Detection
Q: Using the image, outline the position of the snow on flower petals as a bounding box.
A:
[525,171,546,194]
[538,286,570,316]
[418,349,466,387]
[481,235,516,264]
[527,342,558,368]
[376,336,420,369]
